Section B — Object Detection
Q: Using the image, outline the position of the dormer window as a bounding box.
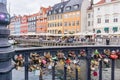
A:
[59,9,62,13]
[74,4,79,9]
[66,6,71,11]
[54,10,57,14]
[61,5,63,8]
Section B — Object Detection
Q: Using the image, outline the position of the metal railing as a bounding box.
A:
[13,45,120,80]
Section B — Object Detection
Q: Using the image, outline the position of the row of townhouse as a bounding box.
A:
[9,0,91,35]
[9,7,50,35]
[87,0,120,34]
[9,0,120,35]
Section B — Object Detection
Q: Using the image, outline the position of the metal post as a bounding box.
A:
[87,59,91,80]
[0,0,14,80]
[52,64,55,80]
[99,60,102,80]
[25,54,29,80]
[86,47,92,80]
[39,68,43,80]
[75,67,78,80]
[111,60,115,80]
[64,64,67,80]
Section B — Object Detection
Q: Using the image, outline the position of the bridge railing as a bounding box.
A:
[13,45,120,80]
[15,39,95,47]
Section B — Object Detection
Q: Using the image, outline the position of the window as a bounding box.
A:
[98,8,100,11]
[74,4,79,9]
[88,21,90,26]
[59,9,62,13]
[97,18,101,23]
[105,19,109,23]
[54,10,57,14]
[64,22,67,26]
[66,6,71,11]
[76,21,79,26]
[72,21,75,26]
[113,18,118,22]
[69,22,71,26]
[61,5,63,8]
[60,22,62,26]
[88,14,90,18]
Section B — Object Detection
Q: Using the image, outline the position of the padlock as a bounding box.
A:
[110,50,118,60]
[104,49,111,56]
[79,49,86,57]
[14,54,24,70]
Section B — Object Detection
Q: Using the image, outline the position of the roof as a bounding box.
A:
[96,0,116,4]
[47,1,69,15]
[63,0,83,13]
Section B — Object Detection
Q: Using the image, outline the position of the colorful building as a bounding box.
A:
[93,0,120,33]
[63,0,90,34]
[28,13,39,34]
[14,15,22,35]
[36,7,51,33]
[47,1,69,34]
[47,0,90,34]
[20,15,28,34]
[9,16,15,35]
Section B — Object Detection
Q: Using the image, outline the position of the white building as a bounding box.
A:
[86,5,94,33]
[93,0,120,33]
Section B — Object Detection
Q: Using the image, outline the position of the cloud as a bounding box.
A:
[7,0,61,16]
[7,0,100,16]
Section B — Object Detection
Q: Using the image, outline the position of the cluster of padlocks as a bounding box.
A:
[13,49,120,76]
[91,49,120,79]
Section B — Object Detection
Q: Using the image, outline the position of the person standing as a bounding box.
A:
[106,38,110,45]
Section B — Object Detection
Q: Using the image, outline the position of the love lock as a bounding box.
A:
[103,58,110,68]
[30,53,40,64]
[110,50,118,60]
[93,49,102,61]
[104,49,111,56]
[79,49,86,57]
[14,54,24,70]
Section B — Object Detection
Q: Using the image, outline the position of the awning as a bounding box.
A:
[112,27,118,32]
[97,30,101,33]
[104,27,109,32]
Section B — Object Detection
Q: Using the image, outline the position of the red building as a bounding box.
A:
[36,7,51,33]
[20,15,28,34]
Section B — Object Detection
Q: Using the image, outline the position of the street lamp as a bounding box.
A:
[0,0,14,80]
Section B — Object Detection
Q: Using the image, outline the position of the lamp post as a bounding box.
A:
[0,0,14,80]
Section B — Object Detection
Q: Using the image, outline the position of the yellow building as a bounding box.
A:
[47,1,69,34]
[63,0,90,34]
[47,0,90,34]
[63,10,81,34]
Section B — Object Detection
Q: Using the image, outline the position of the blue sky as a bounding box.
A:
[7,0,100,16]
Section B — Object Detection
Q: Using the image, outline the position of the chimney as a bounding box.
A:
[91,0,93,6]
